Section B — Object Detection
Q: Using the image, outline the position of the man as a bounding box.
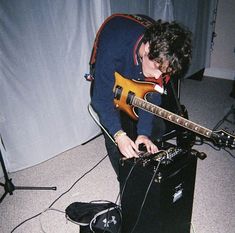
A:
[91,14,192,176]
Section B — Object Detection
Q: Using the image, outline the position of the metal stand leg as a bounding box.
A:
[0,137,57,204]
[213,104,235,130]
[222,105,235,125]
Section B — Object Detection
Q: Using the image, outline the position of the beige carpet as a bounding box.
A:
[0,76,235,233]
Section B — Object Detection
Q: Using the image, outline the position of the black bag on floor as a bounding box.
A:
[65,200,122,233]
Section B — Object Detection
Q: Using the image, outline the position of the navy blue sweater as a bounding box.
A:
[91,14,161,137]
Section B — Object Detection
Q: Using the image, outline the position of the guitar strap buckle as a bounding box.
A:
[154,84,167,95]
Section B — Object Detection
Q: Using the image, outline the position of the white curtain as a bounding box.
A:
[0,0,110,172]
[149,0,174,21]
[110,0,174,21]
[0,0,213,173]
[172,0,217,77]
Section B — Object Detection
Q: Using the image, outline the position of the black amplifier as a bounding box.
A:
[119,142,197,233]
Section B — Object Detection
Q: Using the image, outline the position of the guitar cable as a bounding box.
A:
[88,104,116,145]
[222,147,235,158]
[129,157,164,233]
[118,155,145,203]
[10,152,109,233]
[194,135,235,159]
[11,104,223,232]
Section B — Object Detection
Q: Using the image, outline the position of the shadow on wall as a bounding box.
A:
[230,79,235,98]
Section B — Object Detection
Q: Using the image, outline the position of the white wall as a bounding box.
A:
[204,0,235,80]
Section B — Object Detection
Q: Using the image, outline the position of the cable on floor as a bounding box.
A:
[10,153,108,233]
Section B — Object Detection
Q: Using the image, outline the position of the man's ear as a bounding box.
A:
[144,42,150,54]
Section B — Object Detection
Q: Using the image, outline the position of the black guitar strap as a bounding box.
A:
[168,78,184,116]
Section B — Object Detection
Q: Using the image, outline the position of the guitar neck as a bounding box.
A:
[133,96,213,139]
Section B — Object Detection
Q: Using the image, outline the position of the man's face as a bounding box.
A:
[141,42,170,79]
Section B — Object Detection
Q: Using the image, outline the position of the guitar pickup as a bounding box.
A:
[114,85,122,100]
[126,91,135,105]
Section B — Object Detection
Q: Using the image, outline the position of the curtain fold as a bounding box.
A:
[172,0,216,77]
[0,0,110,172]
[0,0,213,173]
[149,0,174,21]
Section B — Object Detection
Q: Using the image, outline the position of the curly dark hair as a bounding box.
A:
[143,20,192,76]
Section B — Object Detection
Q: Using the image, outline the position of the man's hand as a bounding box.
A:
[115,134,139,159]
[115,133,158,159]
[135,135,158,154]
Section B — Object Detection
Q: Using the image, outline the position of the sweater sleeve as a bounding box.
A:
[90,15,148,137]
[91,35,124,136]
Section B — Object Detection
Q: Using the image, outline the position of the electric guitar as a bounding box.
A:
[113,72,235,149]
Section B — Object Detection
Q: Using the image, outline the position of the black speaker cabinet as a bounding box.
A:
[119,146,197,233]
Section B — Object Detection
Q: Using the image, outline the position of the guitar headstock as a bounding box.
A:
[211,129,235,149]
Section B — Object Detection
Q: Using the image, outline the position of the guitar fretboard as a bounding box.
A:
[133,97,212,139]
